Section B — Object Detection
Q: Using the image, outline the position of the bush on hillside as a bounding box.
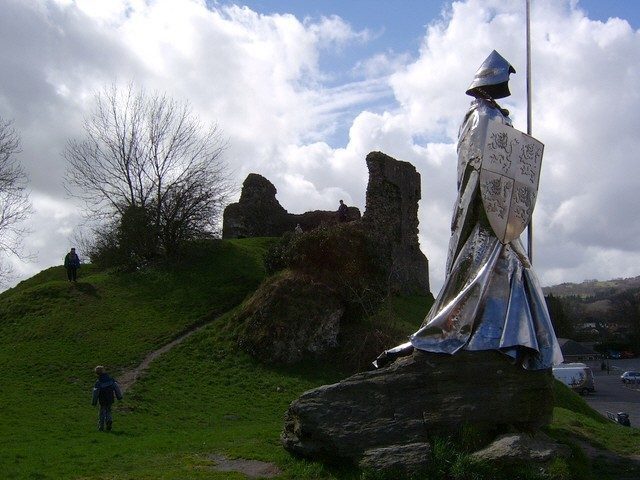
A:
[263,231,295,275]
[84,219,125,269]
[86,205,160,270]
[263,222,387,314]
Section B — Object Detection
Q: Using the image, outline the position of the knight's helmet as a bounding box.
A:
[466,50,516,99]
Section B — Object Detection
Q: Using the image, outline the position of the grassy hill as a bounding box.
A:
[0,238,638,479]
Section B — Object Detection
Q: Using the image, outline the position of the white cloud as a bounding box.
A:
[303,0,640,291]
[352,51,412,78]
[0,0,638,294]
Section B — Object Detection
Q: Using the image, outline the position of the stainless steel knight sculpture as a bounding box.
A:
[381,51,563,370]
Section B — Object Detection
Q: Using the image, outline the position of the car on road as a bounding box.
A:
[620,371,640,384]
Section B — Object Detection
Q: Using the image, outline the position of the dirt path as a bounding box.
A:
[118,323,210,392]
[208,454,281,478]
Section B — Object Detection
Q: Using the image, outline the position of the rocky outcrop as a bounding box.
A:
[238,222,405,369]
[281,350,554,462]
[359,443,431,475]
[355,434,570,477]
[237,272,344,365]
[363,152,430,295]
[222,174,360,238]
[470,432,571,465]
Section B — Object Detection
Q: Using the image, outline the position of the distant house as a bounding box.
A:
[557,338,600,362]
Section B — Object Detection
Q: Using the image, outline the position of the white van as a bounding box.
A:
[552,363,596,395]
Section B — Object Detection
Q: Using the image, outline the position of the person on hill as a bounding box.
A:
[91,365,123,432]
[64,247,80,282]
[337,199,349,223]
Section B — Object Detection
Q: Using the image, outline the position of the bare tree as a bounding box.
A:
[0,117,31,280]
[64,84,233,261]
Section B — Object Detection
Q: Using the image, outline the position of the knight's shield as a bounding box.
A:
[480,119,544,244]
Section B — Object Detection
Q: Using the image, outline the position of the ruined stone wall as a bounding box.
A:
[222,173,360,239]
[222,152,429,295]
[222,174,290,239]
[362,151,430,295]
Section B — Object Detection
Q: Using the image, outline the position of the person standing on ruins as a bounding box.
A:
[337,199,349,223]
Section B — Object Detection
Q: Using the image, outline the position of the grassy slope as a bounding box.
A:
[0,238,637,479]
[548,381,640,479]
[0,238,281,479]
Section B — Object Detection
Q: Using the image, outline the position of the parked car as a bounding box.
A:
[553,363,596,395]
[620,371,640,384]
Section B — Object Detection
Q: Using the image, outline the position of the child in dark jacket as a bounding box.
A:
[91,365,123,431]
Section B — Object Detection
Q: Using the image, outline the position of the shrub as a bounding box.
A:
[86,205,160,270]
[267,222,387,311]
[263,231,295,275]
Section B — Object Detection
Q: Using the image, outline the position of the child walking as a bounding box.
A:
[91,365,123,431]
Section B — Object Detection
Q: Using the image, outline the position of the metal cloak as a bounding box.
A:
[409,98,563,370]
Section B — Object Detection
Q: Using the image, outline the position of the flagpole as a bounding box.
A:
[526,0,533,263]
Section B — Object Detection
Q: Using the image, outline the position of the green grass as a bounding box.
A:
[0,237,286,479]
[546,381,640,480]
[2,314,347,479]
[0,238,638,479]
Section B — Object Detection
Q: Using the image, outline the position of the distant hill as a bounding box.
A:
[543,276,640,348]
[543,276,640,298]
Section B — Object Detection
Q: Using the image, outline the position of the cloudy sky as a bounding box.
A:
[1,0,639,293]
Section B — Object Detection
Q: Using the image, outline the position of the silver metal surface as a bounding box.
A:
[526,0,534,263]
[409,95,563,370]
[466,50,516,99]
[479,119,543,244]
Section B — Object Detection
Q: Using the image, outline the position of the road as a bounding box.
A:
[579,359,640,427]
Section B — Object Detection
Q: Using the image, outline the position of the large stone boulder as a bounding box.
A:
[281,350,554,462]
